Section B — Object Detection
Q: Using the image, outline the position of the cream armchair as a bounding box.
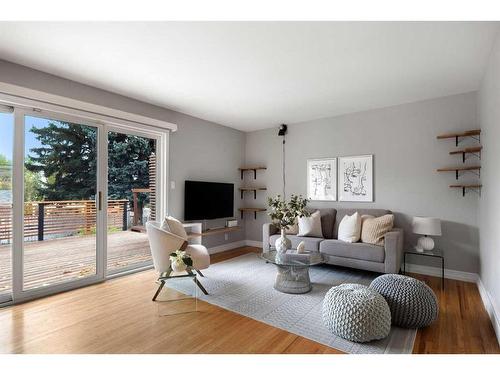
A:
[146,221,210,301]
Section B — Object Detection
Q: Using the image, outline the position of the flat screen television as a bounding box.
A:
[184,180,234,220]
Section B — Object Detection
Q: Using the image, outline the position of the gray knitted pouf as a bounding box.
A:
[322,283,391,343]
[370,274,438,329]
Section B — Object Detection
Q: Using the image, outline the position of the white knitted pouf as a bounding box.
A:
[370,274,438,328]
[322,283,391,343]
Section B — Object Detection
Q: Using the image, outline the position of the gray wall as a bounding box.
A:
[245,92,480,273]
[478,32,500,334]
[0,60,246,248]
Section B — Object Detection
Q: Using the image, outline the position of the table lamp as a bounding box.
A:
[412,217,441,252]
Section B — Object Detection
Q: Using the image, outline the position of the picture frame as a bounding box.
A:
[338,154,374,202]
[307,158,337,201]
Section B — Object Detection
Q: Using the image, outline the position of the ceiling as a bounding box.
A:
[0,22,498,132]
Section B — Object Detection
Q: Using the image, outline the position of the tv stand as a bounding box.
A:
[183,222,242,245]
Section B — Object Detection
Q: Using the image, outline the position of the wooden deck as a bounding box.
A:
[0,231,151,293]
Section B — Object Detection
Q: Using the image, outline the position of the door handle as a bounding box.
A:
[98,191,102,211]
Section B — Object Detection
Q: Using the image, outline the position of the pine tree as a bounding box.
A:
[25,121,154,205]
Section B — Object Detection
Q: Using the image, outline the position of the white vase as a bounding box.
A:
[171,259,187,272]
[275,229,291,253]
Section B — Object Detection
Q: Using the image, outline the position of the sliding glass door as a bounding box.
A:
[0,100,167,305]
[22,114,102,291]
[0,107,14,303]
[106,129,158,274]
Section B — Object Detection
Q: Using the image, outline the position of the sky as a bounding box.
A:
[0,114,62,161]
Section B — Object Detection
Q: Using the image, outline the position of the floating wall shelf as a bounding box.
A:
[238,166,267,180]
[437,128,482,197]
[239,187,267,199]
[437,165,481,180]
[238,207,266,219]
[437,129,481,146]
[449,184,482,197]
[449,146,482,163]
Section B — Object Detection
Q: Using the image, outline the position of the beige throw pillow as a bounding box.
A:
[338,212,362,243]
[360,214,394,246]
[161,216,188,240]
[298,210,323,238]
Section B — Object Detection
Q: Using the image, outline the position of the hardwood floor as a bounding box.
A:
[0,246,497,354]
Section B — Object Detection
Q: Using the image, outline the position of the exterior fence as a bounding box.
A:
[0,199,129,243]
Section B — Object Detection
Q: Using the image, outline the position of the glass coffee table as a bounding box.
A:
[261,249,325,294]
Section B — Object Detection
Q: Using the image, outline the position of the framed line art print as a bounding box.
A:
[307,158,337,201]
[338,154,373,202]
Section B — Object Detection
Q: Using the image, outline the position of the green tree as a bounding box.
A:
[0,153,12,190]
[25,122,154,206]
[108,132,155,205]
[25,121,97,200]
[0,153,10,166]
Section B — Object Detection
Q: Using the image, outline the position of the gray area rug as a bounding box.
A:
[168,253,417,354]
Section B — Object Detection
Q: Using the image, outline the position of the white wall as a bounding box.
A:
[245,92,480,273]
[478,32,500,340]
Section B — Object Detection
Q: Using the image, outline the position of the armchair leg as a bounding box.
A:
[196,269,205,277]
[152,280,165,301]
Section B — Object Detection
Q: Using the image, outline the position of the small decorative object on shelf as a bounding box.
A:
[267,194,309,253]
[412,217,441,252]
[169,250,193,273]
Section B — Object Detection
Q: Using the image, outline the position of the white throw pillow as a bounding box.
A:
[338,212,362,243]
[161,216,188,240]
[298,210,323,238]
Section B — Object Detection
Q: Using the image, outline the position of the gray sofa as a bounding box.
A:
[263,208,404,274]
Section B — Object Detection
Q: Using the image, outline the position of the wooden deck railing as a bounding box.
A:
[0,199,129,243]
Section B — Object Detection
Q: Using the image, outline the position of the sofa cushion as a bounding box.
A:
[333,209,391,239]
[319,239,385,263]
[338,212,362,243]
[269,234,324,252]
[361,214,394,246]
[306,208,336,239]
[298,210,323,237]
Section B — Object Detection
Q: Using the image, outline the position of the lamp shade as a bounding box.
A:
[412,217,441,236]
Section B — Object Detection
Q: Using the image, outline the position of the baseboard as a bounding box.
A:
[476,278,500,346]
[403,263,478,283]
[207,240,247,255]
[245,240,262,248]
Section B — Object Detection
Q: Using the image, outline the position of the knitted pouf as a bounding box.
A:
[322,283,391,343]
[370,274,438,329]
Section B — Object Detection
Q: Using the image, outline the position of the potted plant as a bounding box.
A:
[267,194,309,253]
[169,250,193,272]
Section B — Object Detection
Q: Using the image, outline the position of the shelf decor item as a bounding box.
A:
[412,216,441,252]
[307,158,337,201]
[267,194,309,253]
[169,250,193,272]
[338,155,374,202]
